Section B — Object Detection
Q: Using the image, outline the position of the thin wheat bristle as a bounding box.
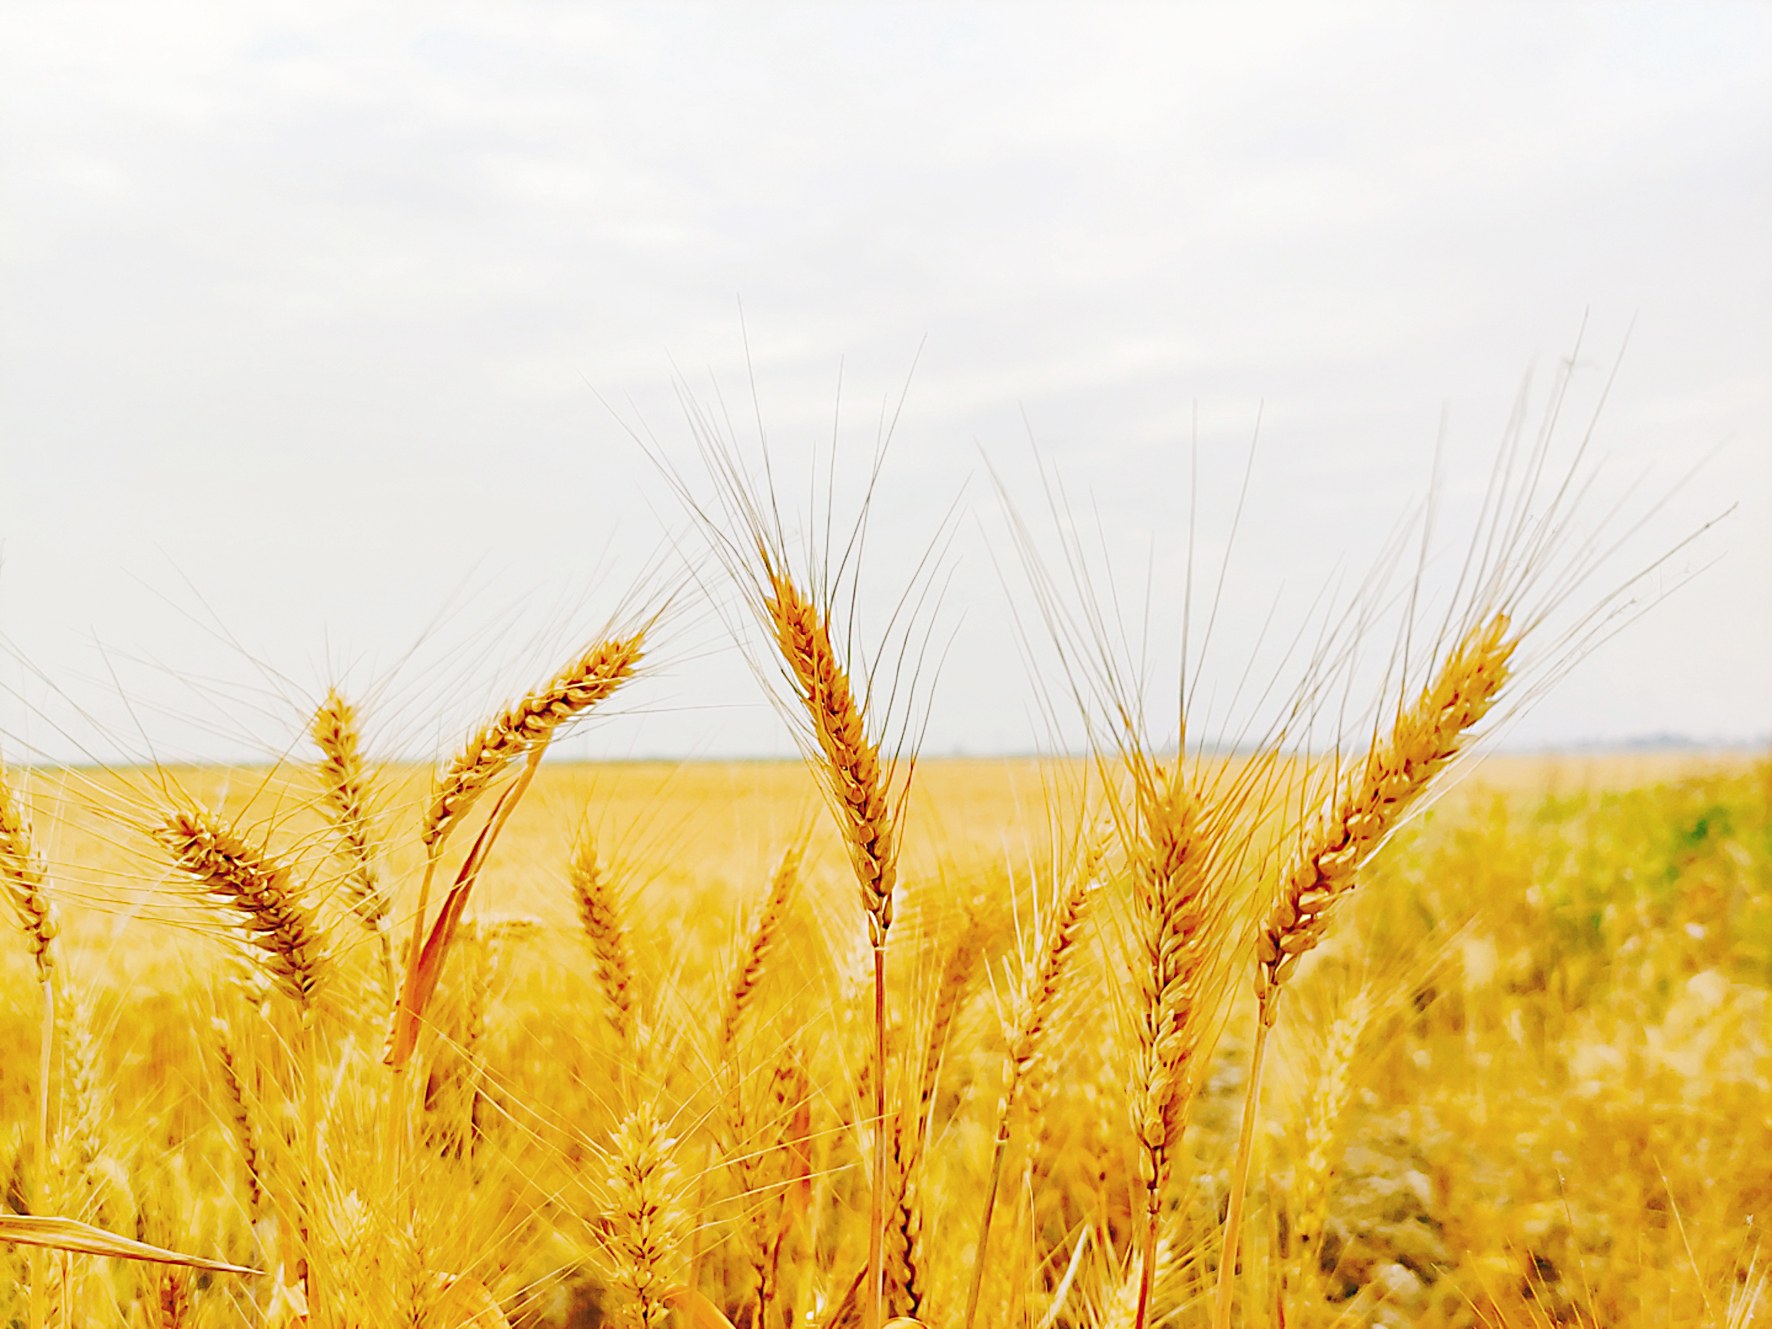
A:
[568,832,637,1044]
[310,689,391,942]
[155,808,328,1009]
[0,765,59,987]
[606,1101,685,1329]
[762,571,896,945]
[1255,612,1516,1021]
[719,845,801,1054]
[423,632,646,851]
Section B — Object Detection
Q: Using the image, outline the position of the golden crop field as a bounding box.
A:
[1,743,1767,1329]
[1,404,1766,1329]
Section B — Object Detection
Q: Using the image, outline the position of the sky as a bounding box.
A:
[1,3,1768,766]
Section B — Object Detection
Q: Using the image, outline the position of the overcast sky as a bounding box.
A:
[1,3,1767,766]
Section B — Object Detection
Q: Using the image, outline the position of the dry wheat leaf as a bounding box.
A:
[0,1211,261,1275]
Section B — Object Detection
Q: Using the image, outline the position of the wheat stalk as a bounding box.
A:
[1123,763,1228,1329]
[760,565,900,1329]
[155,809,328,1011]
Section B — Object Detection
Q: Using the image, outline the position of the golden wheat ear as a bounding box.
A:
[605,1100,689,1329]
[388,626,647,1071]
[309,689,392,972]
[718,842,803,1057]
[657,387,945,1329]
[1255,611,1515,1023]
[155,806,330,1012]
[963,841,1098,1329]
[0,764,58,989]
[568,827,640,1046]
[421,631,648,855]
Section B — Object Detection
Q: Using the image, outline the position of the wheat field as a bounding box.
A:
[1,406,1767,1329]
[3,735,1768,1328]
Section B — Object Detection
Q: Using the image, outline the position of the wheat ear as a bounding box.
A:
[606,1101,686,1329]
[1,762,60,1329]
[391,631,645,1074]
[1125,765,1226,1329]
[209,1017,263,1221]
[1213,611,1516,1329]
[761,566,898,1329]
[1256,613,1516,1020]
[881,918,982,1317]
[310,689,392,976]
[964,857,1097,1329]
[763,573,896,942]
[1286,988,1372,1306]
[719,844,801,1055]
[155,1265,192,1329]
[0,767,59,989]
[156,809,329,1011]
[568,831,638,1046]
[738,1041,813,1329]
[421,633,646,854]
